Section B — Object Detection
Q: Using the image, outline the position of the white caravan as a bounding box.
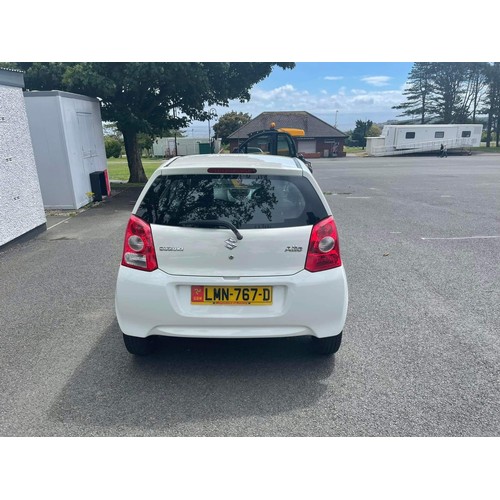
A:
[366,124,483,156]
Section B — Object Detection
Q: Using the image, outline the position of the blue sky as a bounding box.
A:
[190,62,414,137]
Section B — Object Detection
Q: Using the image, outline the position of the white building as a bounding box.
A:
[153,137,222,157]
[366,124,483,156]
[24,90,108,209]
[0,68,46,248]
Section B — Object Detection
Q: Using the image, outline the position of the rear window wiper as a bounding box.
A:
[179,220,243,240]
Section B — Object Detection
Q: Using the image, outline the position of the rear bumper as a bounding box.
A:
[115,266,348,339]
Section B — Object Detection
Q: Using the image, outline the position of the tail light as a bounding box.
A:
[121,215,158,272]
[305,216,342,272]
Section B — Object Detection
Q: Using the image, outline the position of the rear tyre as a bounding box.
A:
[312,332,342,355]
[123,333,156,356]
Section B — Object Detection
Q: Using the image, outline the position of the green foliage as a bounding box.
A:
[482,62,500,146]
[11,62,295,181]
[137,133,154,152]
[351,120,373,148]
[394,62,492,124]
[20,62,293,131]
[393,62,435,123]
[213,111,252,142]
[104,137,122,158]
[367,124,382,137]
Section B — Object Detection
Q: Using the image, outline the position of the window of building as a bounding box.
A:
[405,132,415,139]
[462,131,471,137]
[435,131,444,138]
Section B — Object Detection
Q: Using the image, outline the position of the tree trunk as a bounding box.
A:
[486,107,493,148]
[496,114,500,148]
[421,95,426,124]
[122,129,148,183]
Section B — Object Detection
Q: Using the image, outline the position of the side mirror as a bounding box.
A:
[297,154,313,173]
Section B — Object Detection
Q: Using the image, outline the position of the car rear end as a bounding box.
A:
[115,154,348,354]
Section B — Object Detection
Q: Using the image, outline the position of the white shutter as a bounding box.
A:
[297,140,316,154]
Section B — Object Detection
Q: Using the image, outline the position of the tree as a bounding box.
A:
[394,62,491,125]
[458,63,489,123]
[104,137,122,158]
[393,62,435,123]
[10,62,294,182]
[482,63,500,147]
[351,120,373,148]
[213,111,252,143]
[428,62,471,123]
[367,124,382,137]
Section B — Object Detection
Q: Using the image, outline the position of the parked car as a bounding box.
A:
[115,154,348,356]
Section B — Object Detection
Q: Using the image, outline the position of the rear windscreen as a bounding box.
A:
[135,174,328,229]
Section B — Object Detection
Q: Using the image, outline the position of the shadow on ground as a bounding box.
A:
[51,320,336,434]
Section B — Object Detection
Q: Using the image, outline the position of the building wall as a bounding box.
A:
[23,92,74,208]
[312,138,346,158]
[0,80,46,248]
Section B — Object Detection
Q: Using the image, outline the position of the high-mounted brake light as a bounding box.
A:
[207,168,257,174]
[121,215,158,272]
[305,216,342,272]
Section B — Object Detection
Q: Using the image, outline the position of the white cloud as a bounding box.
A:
[361,76,392,87]
[324,76,344,81]
[189,81,406,135]
[251,84,296,101]
[352,95,375,105]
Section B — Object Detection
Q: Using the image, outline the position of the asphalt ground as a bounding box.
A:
[0,153,499,437]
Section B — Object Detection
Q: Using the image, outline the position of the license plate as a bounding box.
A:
[191,286,273,305]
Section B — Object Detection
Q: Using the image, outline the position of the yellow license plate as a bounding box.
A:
[191,286,273,305]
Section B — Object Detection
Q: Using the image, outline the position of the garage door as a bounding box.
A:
[297,140,316,154]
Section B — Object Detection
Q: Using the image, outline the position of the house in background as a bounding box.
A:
[228,111,348,158]
[0,68,46,249]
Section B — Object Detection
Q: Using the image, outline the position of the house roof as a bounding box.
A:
[228,111,348,139]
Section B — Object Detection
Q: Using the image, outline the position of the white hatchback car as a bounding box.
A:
[115,154,348,356]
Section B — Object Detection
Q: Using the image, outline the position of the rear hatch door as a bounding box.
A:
[135,168,329,277]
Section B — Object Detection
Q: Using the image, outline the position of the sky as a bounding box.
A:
[188,62,414,137]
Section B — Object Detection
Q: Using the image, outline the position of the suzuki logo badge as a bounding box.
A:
[225,237,238,250]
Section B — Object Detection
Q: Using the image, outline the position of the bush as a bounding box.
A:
[105,137,122,158]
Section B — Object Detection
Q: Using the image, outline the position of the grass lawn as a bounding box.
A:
[472,146,500,153]
[106,157,165,181]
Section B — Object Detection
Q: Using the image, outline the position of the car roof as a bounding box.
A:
[159,154,305,173]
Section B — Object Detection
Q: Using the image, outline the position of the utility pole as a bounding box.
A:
[173,108,178,156]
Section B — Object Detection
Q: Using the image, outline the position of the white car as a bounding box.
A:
[115,154,348,356]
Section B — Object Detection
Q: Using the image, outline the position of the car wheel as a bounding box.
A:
[123,333,156,356]
[312,332,342,355]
